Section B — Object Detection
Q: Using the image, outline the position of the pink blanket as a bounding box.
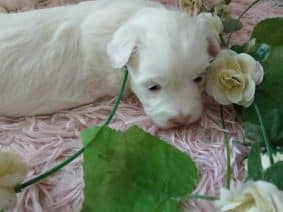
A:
[0,0,282,211]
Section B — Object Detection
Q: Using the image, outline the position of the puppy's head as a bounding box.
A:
[107,7,219,128]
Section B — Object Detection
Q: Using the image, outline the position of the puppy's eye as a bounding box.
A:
[148,84,162,92]
[193,76,203,84]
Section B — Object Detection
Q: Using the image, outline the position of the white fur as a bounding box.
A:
[0,0,216,128]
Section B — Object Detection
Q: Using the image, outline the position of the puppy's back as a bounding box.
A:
[0,0,162,116]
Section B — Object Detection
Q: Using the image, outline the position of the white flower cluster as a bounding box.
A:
[0,149,28,210]
[218,153,283,212]
[215,181,283,212]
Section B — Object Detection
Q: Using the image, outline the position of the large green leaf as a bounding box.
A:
[264,161,283,190]
[80,126,198,212]
[251,18,283,46]
[241,18,283,147]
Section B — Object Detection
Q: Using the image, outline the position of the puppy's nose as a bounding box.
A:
[169,114,192,126]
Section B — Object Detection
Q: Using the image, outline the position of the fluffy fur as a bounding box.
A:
[0,0,282,211]
[0,0,216,128]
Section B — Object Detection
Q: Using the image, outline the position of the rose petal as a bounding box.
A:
[0,150,28,187]
[245,181,283,211]
[211,84,231,105]
[214,181,283,212]
[255,62,264,85]
[0,187,16,210]
[211,49,237,70]
[206,69,231,105]
[237,53,262,82]
[240,78,255,107]
[222,52,242,73]
[226,88,242,104]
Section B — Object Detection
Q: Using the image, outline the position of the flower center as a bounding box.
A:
[217,69,246,90]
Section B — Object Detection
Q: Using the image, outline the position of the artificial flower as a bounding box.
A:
[0,149,28,210]
[0,188,17,211]
[181,0,203,12]
[215,181,283,212]
[206,49,264,107]
[198,12,223,42]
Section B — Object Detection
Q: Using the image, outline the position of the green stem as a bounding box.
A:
[226,0,261,46]
[15,148,84,193]
[220,105,230,189]
[15,67,129,193]
[188,194,218,201]
[253,102,274,165]
[104,70,128,126]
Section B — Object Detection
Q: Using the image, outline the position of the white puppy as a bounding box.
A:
[0,0,218,128]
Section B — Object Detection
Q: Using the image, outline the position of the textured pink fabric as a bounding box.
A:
[0,0,282,211]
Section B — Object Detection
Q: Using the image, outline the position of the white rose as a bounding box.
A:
[215,181,283,212]
[0,149,28,210]
[198,12,223,42]
[206,49,264,107]
[0,188,17,211]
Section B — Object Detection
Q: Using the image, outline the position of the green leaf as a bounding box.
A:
[264,161,283,190]
[222,18,243,33]
[244,110,283,147]
[251,18,283,46]
[80,126,102,147]
[264,109,283,146]
[247,142,263,180]
[81,126,198,212]
[241,18,283,148]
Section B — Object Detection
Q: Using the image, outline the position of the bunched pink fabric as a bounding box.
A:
[0,0,282,211]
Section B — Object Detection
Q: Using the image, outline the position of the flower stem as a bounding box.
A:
[253,102,274,165]
[15,67,129,193]
[226,0,261,46]
[188,194,218,201]
[220,105,230,189]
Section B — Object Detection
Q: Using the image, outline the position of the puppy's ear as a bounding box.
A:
[107,26,138,69]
